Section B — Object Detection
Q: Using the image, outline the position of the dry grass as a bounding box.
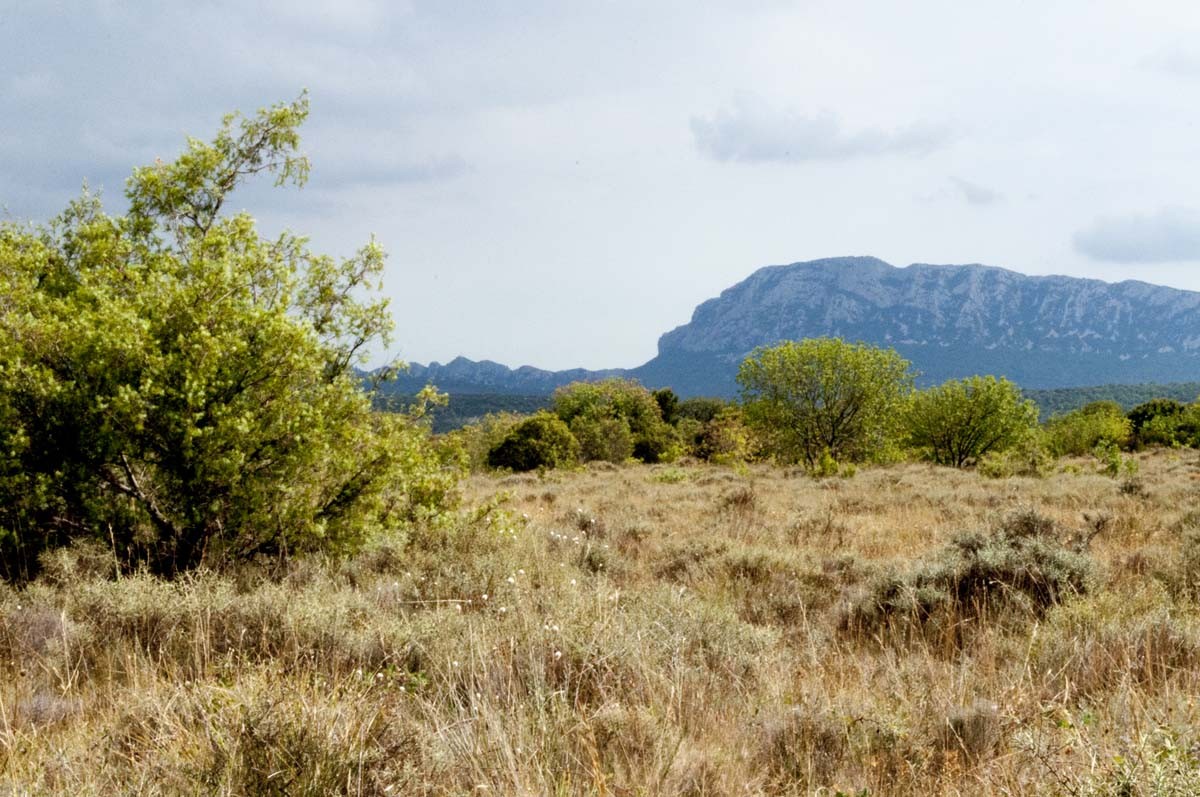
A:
[4,450,1200,794]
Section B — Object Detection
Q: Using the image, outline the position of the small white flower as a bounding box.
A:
[506,576,516,585]
[517,569,526,575]
[499,606,508,614]
[481,593,489,601]
[569,579,577,586]
[553,650,563,660]
[452,660,461,668]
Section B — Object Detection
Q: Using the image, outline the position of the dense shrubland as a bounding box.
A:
[0,97,460,580]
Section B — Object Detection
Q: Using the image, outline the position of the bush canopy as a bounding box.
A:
[0,95,458,579]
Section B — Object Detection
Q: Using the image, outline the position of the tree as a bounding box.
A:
[1127,398,1188,448]
[676,397,728,424]
[0,95,459,579]
[487,412,579,472]
[652,388,680,425]
[552,378,678,463]
[905,376,1038,468]
[1045,402,1131,456]
[737,338,914,467]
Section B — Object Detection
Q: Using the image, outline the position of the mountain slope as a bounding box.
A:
[392,257,1200,397]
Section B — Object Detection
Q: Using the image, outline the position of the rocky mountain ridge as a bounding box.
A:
[388,257,1200,397]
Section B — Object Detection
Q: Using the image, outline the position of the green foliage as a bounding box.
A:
[1045,402,1132,457]
[676,396,729,424]
[694,407,755,465]
[568,415,634,464]
[1023,382,1200,417]
[737,338,914,468]
[552,378,677,464]
[486,412,579,472]
[652,388,680,425]
[0,96,459,579]
[977,432,1054,479]
[442,411,526,471]
[1093,440,1138,478]
[905,376,1039,468]
[374,392,549,434]
[1127,398,1200,448]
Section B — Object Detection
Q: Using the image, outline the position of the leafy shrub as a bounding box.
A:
[569,415,634,463]
[694,408,755,464]
[0,96,457,579]
[977,433,1054,478]
[1128,398,1187,447]
[738,338,914,469]
[552,378,676,463]
[1045,402,1132,457]
[1093,440,1138,478]
[443,412,525,471]
[905,376,1039,468]
[487,412,579,472]
[676,397,729,424]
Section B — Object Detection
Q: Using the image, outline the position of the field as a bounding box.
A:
[4,451,1200,795]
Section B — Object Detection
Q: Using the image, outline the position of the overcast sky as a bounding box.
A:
[4,1,1200,369]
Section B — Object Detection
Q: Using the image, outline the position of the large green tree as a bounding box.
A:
[905,376,1038,468]
[0,95,458,579]
[737,338,914,467]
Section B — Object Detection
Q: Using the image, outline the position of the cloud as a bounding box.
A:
[1073,207,1200,263]
[950,177,1001,206]
[691,94,948,164]
[1144,48,1200,78]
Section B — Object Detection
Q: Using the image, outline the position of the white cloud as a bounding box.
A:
[950,177,1001,206]
[691,94,948,164]
[1074,207,1200,263]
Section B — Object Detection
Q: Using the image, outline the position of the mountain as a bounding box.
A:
[389,256,1200,398]
[389,356,626,395]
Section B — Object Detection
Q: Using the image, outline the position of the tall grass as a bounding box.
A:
[3,451,1200,794]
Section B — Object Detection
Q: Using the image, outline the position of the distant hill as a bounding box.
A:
[1023,382,1200,418]
[376,392,550,434]
[389,256,1200,398]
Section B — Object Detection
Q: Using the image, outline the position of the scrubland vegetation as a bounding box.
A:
[7,452,1200,794]
[8,98,1200,794]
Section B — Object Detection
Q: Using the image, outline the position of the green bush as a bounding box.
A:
[695,408,755,464]
[0,96,458,580]
[652,388,680,425]
[738,338,914,469]
[1127,398,1195,448]
[977,433,1054,478]
[905,376,1039,468]
[1093,439,1138,477]
[676,397,728,424]
[552,378,676,463]
[569,415,634,464]
[487,412,579,472]
[1045,402,1132,456]
[443,411,525,471]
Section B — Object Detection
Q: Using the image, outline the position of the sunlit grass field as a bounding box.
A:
[4,451,1200,794]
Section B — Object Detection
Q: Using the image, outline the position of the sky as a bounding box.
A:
[3,1,1200,370]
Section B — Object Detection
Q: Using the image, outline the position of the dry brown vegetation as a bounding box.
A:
[5,451,1200,794]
